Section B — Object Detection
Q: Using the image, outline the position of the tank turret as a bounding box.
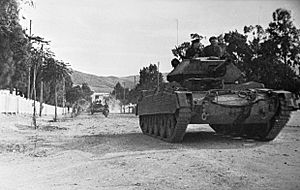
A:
[168,57,249,90]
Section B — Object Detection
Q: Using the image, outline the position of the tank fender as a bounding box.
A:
[175,91,192,108]
[273,90,299,110]
[137,92,181,115]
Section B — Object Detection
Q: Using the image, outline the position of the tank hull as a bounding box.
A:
[137,88,297,142]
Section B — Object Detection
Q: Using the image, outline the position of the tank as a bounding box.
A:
[137,57,299,142]
[90,100,109,117]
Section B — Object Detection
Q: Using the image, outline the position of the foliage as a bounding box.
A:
[41,57,71,107]
[0,0,30,88]
[138,64,163,90]
[223,8,300,93]
[66,83,93,105]
[111,82,128,100]
[66,85,82,104]
[267,9,300,66]
[171,42,191,59]
[42,58,70,85]
[43,74,73,106]
[171,33,204,60]
[0,0,75,102]
[126,64,164,104]
[81,83,93,102]
[111,64,163,104]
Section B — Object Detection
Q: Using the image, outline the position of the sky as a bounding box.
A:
[20,0,300,77]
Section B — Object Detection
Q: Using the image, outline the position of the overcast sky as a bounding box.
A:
[21,0,300,77]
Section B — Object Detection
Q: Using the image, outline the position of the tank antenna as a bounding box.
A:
[176,19,179,46]
[157,62,160,93]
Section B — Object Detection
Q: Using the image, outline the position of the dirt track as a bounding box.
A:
[0,112,300,190]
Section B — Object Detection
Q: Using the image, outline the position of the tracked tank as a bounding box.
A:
[137,57,298,142]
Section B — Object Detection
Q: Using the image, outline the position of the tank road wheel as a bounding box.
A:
[139,116,147,134]
[148,115,154,135]
[139,108,191,143]
[159,115,167,138]
[103,109,109,117]
[166,114,176,139]
[155,115,163,138]
[153,116,159,136]
[142,115,150,134]
[163,108,191,143]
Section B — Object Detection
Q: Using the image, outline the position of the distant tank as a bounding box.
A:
[90,100,109,117]
[137,57,298,142]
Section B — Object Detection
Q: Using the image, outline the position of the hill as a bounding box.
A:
[71,70,169,93]
[71,70,138,93]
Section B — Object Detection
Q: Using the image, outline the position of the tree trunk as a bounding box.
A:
[32,64,37,128]
[62,77,65,115]
[54,83,57,122]
[27,67,31,99]
[39,81,43,116]
[30,79,34,99]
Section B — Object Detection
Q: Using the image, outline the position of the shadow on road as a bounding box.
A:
[61,112,138,121]
[182,131,267,149]
[61,130,267,155]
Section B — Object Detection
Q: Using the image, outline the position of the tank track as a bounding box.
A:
[139,107,191,142]
[210,96,292,141]
[259,96,291,141]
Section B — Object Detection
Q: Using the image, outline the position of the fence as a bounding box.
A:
[0,90,64,115]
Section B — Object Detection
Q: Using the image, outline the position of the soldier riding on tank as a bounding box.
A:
[185,33,204,59]
[203,36,223,58]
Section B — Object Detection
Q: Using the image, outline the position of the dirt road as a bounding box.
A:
[0,112,299,190]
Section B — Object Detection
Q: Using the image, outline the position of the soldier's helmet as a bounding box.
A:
[209,36,218,42]
[190,33,202,43]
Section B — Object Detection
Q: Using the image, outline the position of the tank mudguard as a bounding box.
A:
[272,90,299,110]
[137,91,191,115]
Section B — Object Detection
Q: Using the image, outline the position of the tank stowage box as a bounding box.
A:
[137,57,298,142]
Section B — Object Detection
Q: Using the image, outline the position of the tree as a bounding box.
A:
[172,42,191,60]
[127,64,164,104]
[1,0,77,122]
[171,33,204,60]
[81,83,93,102]
[112,82,123,100]
[66,85,82,105]
[223,30,253,77]
[42,58,71,121]
[111,82,130,105]
[0,0,30,89]
[66,83,93,106]
[267,8,300,67]
[138,64,163,90]
[223,8,300,94]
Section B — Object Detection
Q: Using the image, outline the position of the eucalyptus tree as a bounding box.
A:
[42,57,71,121]
[0,0,30,89]
[224,8,300,94]
[267,8,300,67]
[126,64,163,104]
